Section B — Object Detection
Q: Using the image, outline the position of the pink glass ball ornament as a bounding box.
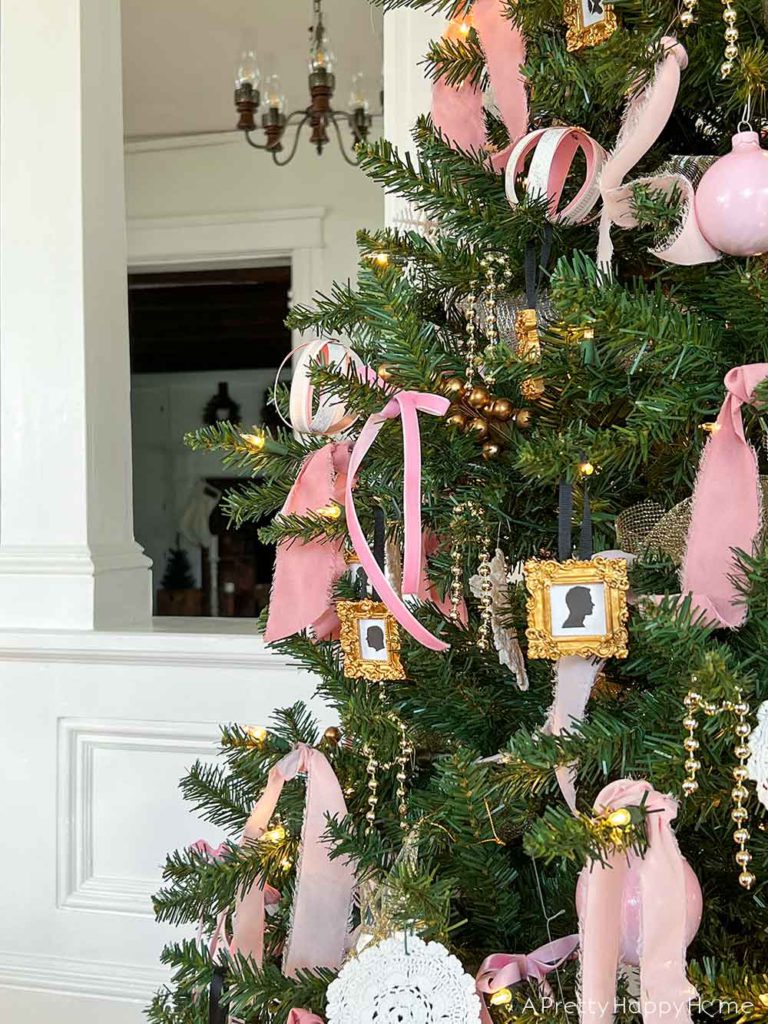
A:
[695,131,768,257]
[576,857,703,967]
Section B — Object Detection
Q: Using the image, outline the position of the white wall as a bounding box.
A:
[125,135,384,300]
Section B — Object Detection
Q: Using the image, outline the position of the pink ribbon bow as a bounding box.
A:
[265,442,351,644]
[579,780,698,1024]
[598,38,719,268]
[345,390,451,652]
[680,363,768,627]
[477,936,580,1024]
[211,744,355,978]
[432,0,528,172]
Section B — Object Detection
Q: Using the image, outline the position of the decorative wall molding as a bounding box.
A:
[125,131,240,154]
[0,949,167,1003]
[58,719,220,917]
[127,207,326,349]
[0,621,304,669]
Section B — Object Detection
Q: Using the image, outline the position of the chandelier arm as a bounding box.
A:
[271,114,311,167]
[329,114,360,167]
[243,131,272,152]
[284,108,312,126]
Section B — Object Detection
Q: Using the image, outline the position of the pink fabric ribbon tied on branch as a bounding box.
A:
[345,390,451,652]
[476,936,580,1024]
[211,743,355,978]
[287,1012,325,1024]
[579,780,699,1024]
[432,0,528,171]
[265,442,351,644]
[598,38,719,268]
[679,363,768,628]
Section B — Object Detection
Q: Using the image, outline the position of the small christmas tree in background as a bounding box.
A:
[149,0,768,1022]
[160,536,196,591]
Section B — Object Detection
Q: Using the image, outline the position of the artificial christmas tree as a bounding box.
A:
[150,2,768,1022]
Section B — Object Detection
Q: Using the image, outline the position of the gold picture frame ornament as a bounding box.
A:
[564,0,618,52]
[337,599,406,681]
[524,557,629,661]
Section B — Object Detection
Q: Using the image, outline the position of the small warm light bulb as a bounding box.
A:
[280,857,294,872]
[490,987,513,1006]
[606,807,632,828]
[262,73,286,114]
[701,422,721,434]
[316,503,342,520]
[579,460,595,477]
[582,326,595,341]
[374,252,389,266]
[236,50,261,89]
[241,431,266,452]
[349,72,370,113]
[265,824,286,844]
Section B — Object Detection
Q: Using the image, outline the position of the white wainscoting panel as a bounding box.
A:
[58,719,222,916]
[0,624,325,1024]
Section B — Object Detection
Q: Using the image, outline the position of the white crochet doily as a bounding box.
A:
[325,934,482,1024]
[747,700,768,810]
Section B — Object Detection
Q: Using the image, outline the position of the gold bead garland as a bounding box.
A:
[464,290,480,391]
[449,502,494,650]
[677,0,740,78]
[721,0,739,78]
[682,688,756,889]
[395,719,413,832]
[364,744,379,833]
[477,527,493,652]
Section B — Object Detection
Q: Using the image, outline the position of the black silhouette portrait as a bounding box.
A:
[587,0,604,14]
[561,586,594,629]
[365,624,386,653]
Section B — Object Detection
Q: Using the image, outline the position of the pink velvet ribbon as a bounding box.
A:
[287,1012,324,1024]
[597,38,719,268]
[265,442,351,644]
[580,780,697,1024]
[432,0,527,171]
[345,391,451,652]
[219,744,355,978]
[477,936,580,1024]
[680,363,768,627]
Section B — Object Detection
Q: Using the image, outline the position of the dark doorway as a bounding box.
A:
[128,266,291,619]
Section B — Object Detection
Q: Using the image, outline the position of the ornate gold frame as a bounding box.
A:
[337,600,406,681]
[524,557,629,660]
[564,0,618,52]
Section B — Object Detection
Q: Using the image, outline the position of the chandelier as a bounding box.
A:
[233,0,380,166]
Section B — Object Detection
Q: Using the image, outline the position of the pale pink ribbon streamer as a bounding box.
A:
[544,552,634,810]
[580,780,698,1024]
[432,0,527,171]
[544,656,605,812]
[225,744,355,978]
[345,391,451,652]
[287,1012,324,1024]
[597,37,719,268]
[265,442,351,644]
[477,936,580,1024]
[680,363,768,627]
